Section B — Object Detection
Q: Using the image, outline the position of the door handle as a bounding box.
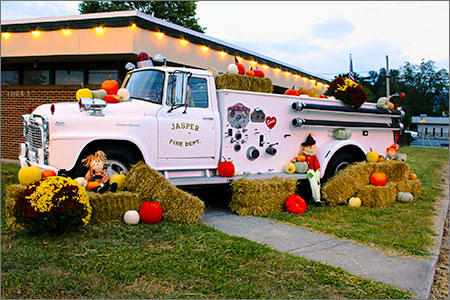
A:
[203,117,214,120]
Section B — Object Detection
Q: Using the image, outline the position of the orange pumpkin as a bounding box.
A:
[377,155,384,162]
[296,155,306,162]
[41,170,57,178]
[284,86,300,96]
[409,173,418,180]
[370,172,387,186]
[86,181,101,191]
[246,68,255,76]
[388,102,395,110]
[101,79,119,95]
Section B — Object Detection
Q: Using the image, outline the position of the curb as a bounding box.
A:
[425,173,449,298]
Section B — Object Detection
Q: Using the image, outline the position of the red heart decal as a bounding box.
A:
[265,116,277,129]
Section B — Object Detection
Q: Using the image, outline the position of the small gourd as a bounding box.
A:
[294,161,308,174]
[397,192,414,203]
[334,128,352,140]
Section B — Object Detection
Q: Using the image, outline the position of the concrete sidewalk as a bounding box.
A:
[201,195,448,299]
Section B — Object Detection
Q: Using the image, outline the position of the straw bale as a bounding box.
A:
[230,177,297,216]
[356,182,397,207]
[4,184,27,228]
[394,179,422,198]
[87,191,144,224]
[371,160,410,182]
[322,162,373,206]
[124,161,205,224]
[215,73,273,93]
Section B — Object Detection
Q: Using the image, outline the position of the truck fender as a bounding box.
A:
[317,139,365,178]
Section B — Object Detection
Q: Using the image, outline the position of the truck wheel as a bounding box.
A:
[72,145,140,178]
[323,152,358,182]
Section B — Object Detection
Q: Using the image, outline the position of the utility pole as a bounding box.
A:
[386,55,390,97]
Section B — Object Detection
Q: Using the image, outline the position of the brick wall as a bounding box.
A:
[1,85,100,159]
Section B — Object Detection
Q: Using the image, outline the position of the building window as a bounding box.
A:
[23,70,50,85]
[1,70,20,85]
[88,70,118,85]
[441,128,444,137]
[55,70,84,85]
[433,127,436,137]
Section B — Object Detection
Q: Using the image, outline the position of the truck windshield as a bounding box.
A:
[123,70,164,104]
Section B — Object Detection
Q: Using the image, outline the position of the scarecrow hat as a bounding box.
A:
[301,134,316,146]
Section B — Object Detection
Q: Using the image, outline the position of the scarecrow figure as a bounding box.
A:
[300,134,321,204]
[386,143,399,160]
[82,150,117,193]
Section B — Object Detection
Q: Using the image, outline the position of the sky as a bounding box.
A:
[1,1,449,80]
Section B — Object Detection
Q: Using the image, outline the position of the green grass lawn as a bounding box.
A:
[1,163,412,298]
[266,146,449,257]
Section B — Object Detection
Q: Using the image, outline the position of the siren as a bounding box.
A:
[137,51,153,68]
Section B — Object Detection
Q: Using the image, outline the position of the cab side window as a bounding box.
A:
[188,77,208,108]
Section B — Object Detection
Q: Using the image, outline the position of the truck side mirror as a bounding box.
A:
[167,71,191,113]
[174,72,189,105]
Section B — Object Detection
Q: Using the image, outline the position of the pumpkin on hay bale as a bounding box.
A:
[230,177,298,216]
[124,161,205,224]
[215,73,273,93]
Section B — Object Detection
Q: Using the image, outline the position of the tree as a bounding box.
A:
[78,1,205,33]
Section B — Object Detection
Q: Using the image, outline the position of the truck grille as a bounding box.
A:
[27,124,43,149]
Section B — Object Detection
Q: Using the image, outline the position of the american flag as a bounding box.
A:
[349,54,354,81]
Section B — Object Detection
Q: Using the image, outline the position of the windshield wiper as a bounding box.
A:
[129,96,158,104]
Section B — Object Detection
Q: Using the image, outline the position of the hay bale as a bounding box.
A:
[230,177,297,216]
[372,160,410,182]
[124,161,205,224]
[357,182,397,207]
[87,191,144,224]
[215,73,273,93]
[4,184,27,228]
[395,179,422,198]
[322,162,373,206]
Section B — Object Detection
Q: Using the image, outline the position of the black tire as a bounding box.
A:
[71,145,140,179]
[323,152,359,182]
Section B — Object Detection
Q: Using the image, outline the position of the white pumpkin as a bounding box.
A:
[334,128,352,140]
[124,210,140,224]
[377,97,390,109]
[74,177,87,188]
[294,161,308,174]
[227,63,239,74]
[117,88,130,101]
[397,192,414,203]
[348,197,362,208]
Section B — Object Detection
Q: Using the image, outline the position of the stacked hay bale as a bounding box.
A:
[215,73,273,93]
[230,177,297,216]
[322,160,421,207]
[124,161,205,224]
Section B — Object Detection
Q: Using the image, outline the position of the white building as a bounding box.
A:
[411,116,449,139]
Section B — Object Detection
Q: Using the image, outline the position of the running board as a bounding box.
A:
[168,172,307,186]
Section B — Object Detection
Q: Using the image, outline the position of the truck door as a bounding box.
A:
[157,75,217,161]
